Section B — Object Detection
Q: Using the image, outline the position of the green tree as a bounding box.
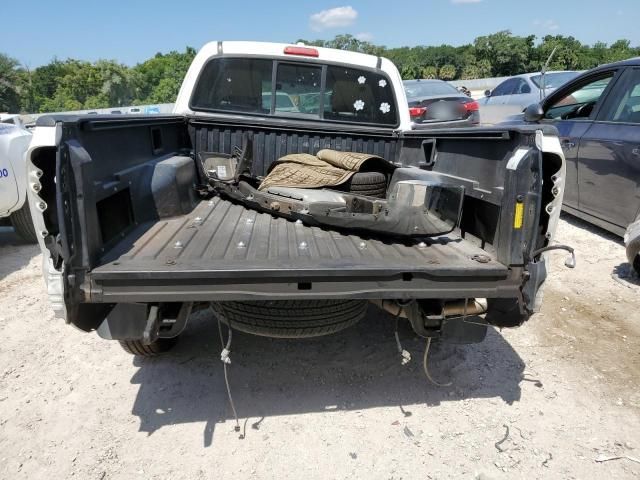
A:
[133,47,196,104]
[439,64,457,80]
[420,66,438,79]
[3,32,640,113]
[534,35,584,71]
[296,35,383,56]
[474,30,535,76]
[22,59,73,111]
[0,53,21,112]
[607,39,636,62]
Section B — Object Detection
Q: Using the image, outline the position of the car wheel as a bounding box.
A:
[624,218,640,275]
[118,337,179,357]
[210,299,368,338]
[10,202,38,243]
[344,171,387,198]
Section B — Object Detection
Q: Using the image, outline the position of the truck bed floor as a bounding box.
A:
[90,197,510,302]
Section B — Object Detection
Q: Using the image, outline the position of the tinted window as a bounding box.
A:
[191,58,397,126]
[514,79,531,95]
[544,74,614,120]
[324,65,397,125]
[404,81,459,99]
[275,63,321,115]
[600,69,640,124]
[191,58,273,114]
[491,79,518,97]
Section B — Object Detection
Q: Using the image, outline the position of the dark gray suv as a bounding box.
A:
[523,57,640,272]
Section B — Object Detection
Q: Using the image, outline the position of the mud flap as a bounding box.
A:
[96,302,192,342]
[97,303,148,341]
[485,298,529,328]
[441,316,488,344]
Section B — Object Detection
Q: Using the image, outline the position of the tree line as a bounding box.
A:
[300,31,639,81]
[1,31,639,114]
[0,47,196,114]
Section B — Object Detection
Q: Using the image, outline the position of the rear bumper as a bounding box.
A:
[410,115,478,130]
[91,273,523,303]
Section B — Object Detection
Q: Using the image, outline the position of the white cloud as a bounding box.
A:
[355,32,373,42]
[451,0,482,4]
[309,6,358,31]
[533,19,559,31]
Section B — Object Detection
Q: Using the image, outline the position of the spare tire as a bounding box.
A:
[344,171,387,198]
[118,337,179,357]
[211,299,368,338]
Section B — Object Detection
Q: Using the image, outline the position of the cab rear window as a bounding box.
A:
[190,57,398,126]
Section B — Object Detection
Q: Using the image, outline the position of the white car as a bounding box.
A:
[0,121,36,242]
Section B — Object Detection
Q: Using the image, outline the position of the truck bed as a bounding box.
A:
[89,197,511,303]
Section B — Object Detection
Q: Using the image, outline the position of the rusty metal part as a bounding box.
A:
[442,298,487,316]
[370,299,408,318]
[371,298,487,319]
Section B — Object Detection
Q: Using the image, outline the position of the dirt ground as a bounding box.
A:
[1,214,639,480]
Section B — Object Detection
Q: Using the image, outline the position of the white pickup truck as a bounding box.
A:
[25,42,571,359]
[0,118,37,242]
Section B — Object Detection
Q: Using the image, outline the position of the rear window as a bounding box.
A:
[190,57,398,126]
[403,81,459,99]
[191,58,272,114]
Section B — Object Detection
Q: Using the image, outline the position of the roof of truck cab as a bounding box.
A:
[198,41,386,69]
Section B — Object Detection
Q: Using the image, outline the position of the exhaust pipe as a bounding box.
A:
[442,298,487,317]
[371,298,490,344]
[370,298,487,319]
[370,299,408,318]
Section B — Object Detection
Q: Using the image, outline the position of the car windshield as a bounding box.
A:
[191,57,398,126]
[530,72,579,89]
[404,81,459,99]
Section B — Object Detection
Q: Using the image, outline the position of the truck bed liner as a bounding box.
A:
[90,197,511,302]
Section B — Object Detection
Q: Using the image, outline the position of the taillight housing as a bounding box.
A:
[463,100,479,112]
[409,107,427,118]
[284,46,319,57]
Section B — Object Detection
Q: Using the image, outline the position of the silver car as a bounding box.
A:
[480,71,580,110]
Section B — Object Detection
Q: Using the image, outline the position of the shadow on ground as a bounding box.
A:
[559,211,624,245]
[612,262,640,288]
[0,226,39,280]
[129,307,527,446]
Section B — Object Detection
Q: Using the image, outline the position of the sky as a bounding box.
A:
[4,0,640,67]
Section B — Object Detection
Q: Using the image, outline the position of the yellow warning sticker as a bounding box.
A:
[514,202,524,229]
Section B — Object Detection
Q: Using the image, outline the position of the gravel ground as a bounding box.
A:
[0,214,639,480]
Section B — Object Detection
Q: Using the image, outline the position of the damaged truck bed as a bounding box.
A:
[93,196,510,302]
[26,41,569,356]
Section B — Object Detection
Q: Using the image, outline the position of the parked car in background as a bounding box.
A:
[480,71,580,110]
[262,92,299,113]
[403,79,480,127]
[520,58,640,272]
